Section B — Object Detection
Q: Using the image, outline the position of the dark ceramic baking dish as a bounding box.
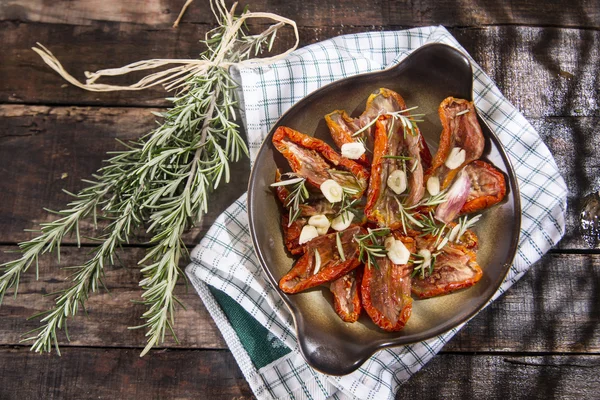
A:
[248,43,521,375]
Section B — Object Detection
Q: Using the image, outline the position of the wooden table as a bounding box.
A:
[1,1,598,398]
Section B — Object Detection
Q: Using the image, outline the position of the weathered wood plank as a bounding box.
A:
[0,106,594,249]
[398,354,600,400]
[2,245,599,354]
[0,246,226,350]
[1,21,598,117]
[530,117,600,250]
[0,346,598,400]
[0,105,250,246]
[2,0,599,29]
[447,252,600,353]
[0,347,254,400]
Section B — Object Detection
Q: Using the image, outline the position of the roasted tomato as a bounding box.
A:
[364,115,428,230]
[427,97,485,189]
[325,110,370,166]
[461,160,507,214]
[274,169,335,217]
[361,235,415,331]
[281,215,306,255]
[411,235,483,299]
[363,88,432,168]
[329,268,362,322]
[279,226,364,294]
[272,126,370,197]
[324,88,432,169]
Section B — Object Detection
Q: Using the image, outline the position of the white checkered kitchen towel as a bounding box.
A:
[186,26,567,400]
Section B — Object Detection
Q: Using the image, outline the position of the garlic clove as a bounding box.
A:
[298,225,319,244]
[384,236,410,265]
[418,248,432,270]
[445,147,466,170]
[341,142,366,160]
[308,214,330,231]
[331,211,353,231]
[427,176,440,196]
[316,226,329,236]
[320,179,343,203]
[387,169,407,195]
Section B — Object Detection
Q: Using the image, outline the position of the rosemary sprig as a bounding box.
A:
[271,176,309,226]
[410,251,438,279]
[394,197,424,235]
[386,107,426,138]
[335,188,361,222]
[414,188,449,208]
[449,214,482,242]
[1,1,288,356]
[354,228,390,270]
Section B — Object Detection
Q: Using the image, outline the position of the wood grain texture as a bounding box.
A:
[1,0,599,28]
[0,105,594,249]
[1,0,599,398]
[0,346,598,400]
[2,246,599,354]
[0,347,254,400]
[0,21,598,118]
[397,354,600,400]
[0,246,226,350]
[530,117,600,249]
[0,105,250,246]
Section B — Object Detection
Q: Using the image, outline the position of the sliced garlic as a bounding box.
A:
[313,250,322,274]
[427,176,440,196]
[320,179,343,203]
[436,237,449,251]
[448,224,461,242]
[418,249,432,270]
[341,142,366,160]
[384,236,410,265]
[445,147,466,170]
[331,211,353,231]
[308,214,330,236]
[298,225,319,244]
[387,169,407,195]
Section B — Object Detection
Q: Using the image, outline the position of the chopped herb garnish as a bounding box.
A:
[410,250,439,279]
[354,228,390,270]
[272,174,309,226]
[394,197,424,235]
[352,116,379,137]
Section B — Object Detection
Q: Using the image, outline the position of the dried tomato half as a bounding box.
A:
[325,110,370,166]
[411,235,483,299]
[427,97,485,189]
[272,126,370,197]
[461,160,507,214]
[361,235,415,331]
[364,115,428,230]
[329,267,362,322]
[274,169,335,217]
[279,226,365,294]
[280,215,306,255]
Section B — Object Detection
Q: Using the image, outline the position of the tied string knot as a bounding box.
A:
[31,0,299,93]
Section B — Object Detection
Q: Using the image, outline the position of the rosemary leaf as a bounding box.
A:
[1,0,289,356]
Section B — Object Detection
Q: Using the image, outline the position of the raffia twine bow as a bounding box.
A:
[31,0,299,93]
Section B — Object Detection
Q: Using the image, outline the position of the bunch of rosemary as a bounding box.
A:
[0,1,291,356]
